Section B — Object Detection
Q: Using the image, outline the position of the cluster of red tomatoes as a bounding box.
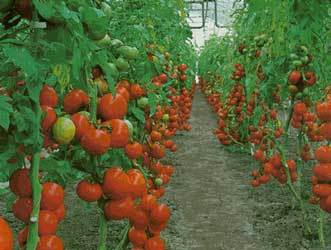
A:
[310,96,331,212]
[9,169,65,249]
[251,152,298,187]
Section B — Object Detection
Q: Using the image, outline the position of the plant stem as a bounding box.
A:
[318,209,326,249]
[115,223,130,250]
[26,153,42,250]
[97,205,108,250]
[279,146,312,236]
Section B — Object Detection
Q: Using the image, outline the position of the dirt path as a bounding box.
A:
[164,90,266,250]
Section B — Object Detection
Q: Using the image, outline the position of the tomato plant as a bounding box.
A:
[199,0,331,248]
[0,0,196,249]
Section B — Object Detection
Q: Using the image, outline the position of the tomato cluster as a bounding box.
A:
[9,168,65,249]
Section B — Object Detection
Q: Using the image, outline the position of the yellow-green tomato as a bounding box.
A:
[52,117,76,144]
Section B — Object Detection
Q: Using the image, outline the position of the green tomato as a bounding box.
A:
[124,119,134,137]
[137,97,149,109]
[289,53,299,60]
[101,2,112,19]
[292,60,303,67]
[115,57,130,72]
[118,46,139,60]
[110,39,124,49]
[52,117,76,144]
[106,62,119,79]
[96,34,112,47]
[0,0,13,12]
[154,178,163,187]
[162,114,169,122]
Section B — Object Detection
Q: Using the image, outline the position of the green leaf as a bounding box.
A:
[131,107,145,123]
[0,96,13,130]
[2,45,38,76]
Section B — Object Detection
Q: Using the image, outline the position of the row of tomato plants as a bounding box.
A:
[198,0,330,248]
[0,1,196,249]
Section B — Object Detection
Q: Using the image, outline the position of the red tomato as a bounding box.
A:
[37,235,63,250]
[9,168,32,197]
[40,85,58,107]
[0,217,14,250]
[38,210,58,236]
[104,197,134,220]
[54,204,66,222]
[144,237,165,250]
[150,204,170,224]
[102,119,129,148]
[98,93,128,120]
[71,113,93,140]
[127,169,147,198]
[128,227,147,247]
[41,106,57,132]
[18,226,29,248]
[140,194,158,212]
[76,180,103,202]
[316,101,331,122]
[102,167,131,199]
[125,142,143,159]
[129,206,149,230]
[116,85,130,102]
[12,197,33,223]
[41,182,64,211]
[130,84,145,99]
[63,89,89,114]
[81,128,111,155]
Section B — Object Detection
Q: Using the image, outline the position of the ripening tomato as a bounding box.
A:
[40,85,58,107]
[80,128,111,155]
[9,168,32,197]
[104,197,134,220]
[76,180,103,202]
[63,89,90,114]
[127,169,147,198]
[98,93,128,120]
[71,113,93,140]
[37,235,64,250]
[0,217,13,250]
[12,197,33,223]
[150,204,170,224]
[102,167,131,199]
[41,183,64,211]
[38,210,58,236]
[102,119,129,148]
[41,106,57,132]
[144,237,165,250]
[125,142,143,159]
[52,117,76,144]
[128,227,148,247]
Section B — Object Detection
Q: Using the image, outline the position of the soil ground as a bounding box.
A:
[2,90,330,250]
